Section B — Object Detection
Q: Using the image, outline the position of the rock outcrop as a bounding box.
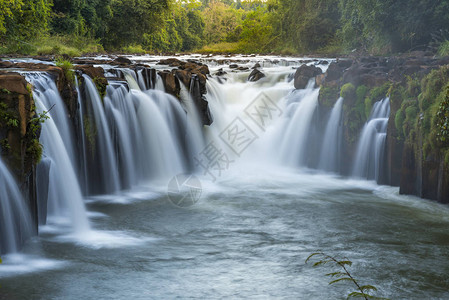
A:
[248,68,265,82]
[316,54,449,203]
[293,64,322,89]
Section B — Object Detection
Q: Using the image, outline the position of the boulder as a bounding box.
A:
[214,68,227,76]
[248,68,265,82]
[158,71,180,97]
[293,64,322,89]
[113,56,132,65]
[158,58,183,67]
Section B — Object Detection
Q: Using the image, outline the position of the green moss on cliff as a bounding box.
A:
[318,85,340,107]
[340,83,355,99]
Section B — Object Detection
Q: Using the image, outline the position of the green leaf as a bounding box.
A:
[338,260,353,267]
[325,272,346,278]
[305,252,323,263]
[329,277,356,285]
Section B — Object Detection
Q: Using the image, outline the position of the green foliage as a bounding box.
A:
[0,0,52,45]
[338,0,449,54]
[238,7,274,53]
[203,1,243,45]
[25,104,51,164]
[341,83,356,99]
[395,110,405,136]
[319,85,340,107]
[436,85,449,145]
[0,102,19,130]
[273,0,340,53]
[104,0,170,49]
[121,44,147,54]
[306,252,388,300]
[198,42,240,54]
[438,40,449,57]
[55,58,75,84]
[1,0,448,55]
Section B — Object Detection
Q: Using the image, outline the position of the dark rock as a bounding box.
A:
[248,68,265,82]
[158,71,180,98]
[0,61,13,68]
[158,58,183,67]
[252,63,261,69]
[75,65,108,97]
[214,68,227,76]
[229,64,238,69]
[325,62,344,82]
[293,64,322,89]
[113,56,132,65]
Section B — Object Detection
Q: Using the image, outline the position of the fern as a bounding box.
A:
[306,252,389,300]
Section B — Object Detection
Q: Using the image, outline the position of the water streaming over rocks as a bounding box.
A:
[352,97,390,181]
[0,157,33,254]
[2,56,449,299]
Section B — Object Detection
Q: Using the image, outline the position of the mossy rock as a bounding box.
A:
[318,85,340,107]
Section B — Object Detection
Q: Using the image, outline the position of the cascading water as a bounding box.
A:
[277,81,320,167]
[0,157,33,254]
[27,73,90,233]
[318,97,344,172]
[82,74,121,194]
[352,97,390,181]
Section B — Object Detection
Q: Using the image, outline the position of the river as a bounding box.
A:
[1,55,449,299]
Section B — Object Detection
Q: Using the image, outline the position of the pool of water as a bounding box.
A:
[1,166,449,299]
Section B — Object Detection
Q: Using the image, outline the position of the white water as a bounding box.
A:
[83,75,121,193]
[5,57,449,300]
[0,157,33,254]
[318,97,344,172]
[26,73,90,234]
[352,97,390,181]
[277,82,320,167]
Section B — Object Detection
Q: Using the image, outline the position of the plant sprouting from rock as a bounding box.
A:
[306,251,388,300]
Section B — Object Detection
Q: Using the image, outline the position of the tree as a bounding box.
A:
[104,0,170,49]
[1,0,52,45]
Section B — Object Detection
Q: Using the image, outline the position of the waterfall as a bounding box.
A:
[278,81,320,167]
[318,97,344,172]
[132,89,186,179]
[180,82,205,164]
[75,76,89,195]
[82,75,121,194]
[0,157,33,254]
[28,73,90,233]
[352,97,390,181]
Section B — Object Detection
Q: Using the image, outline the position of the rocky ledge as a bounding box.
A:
[294,53,449,203]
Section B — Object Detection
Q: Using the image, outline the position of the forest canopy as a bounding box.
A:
[0,0,448,56]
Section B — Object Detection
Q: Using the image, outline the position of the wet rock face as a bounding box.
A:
[317,55,449,203]
[113,56,132,65]
[293,64,322,89]
[157,58,213,125]
[0,73,39,228]
[248,68,265,82]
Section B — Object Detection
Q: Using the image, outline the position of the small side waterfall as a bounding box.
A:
[0,157,33,254]
[318,97,344,172]
[28,73,90,233]
[352,97,390,181]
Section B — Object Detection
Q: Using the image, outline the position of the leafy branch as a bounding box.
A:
[306,252,389,300]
